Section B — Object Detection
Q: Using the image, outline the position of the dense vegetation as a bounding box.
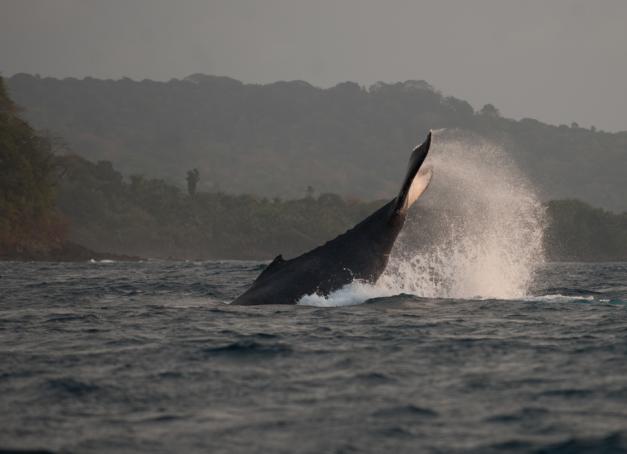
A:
[53,155,626,261]
[7,73,627,211]
[546,200,627,262]
[0,77,66,257]
[56,154,382,259]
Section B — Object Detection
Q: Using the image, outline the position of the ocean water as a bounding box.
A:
[1,260,627,453]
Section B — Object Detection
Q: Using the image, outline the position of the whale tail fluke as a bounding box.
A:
[393,132,433,215]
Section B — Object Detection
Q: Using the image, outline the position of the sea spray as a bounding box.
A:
[299,130,546,306]
[380,131,546,299]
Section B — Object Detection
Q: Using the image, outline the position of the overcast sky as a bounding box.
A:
[2,0,626,131]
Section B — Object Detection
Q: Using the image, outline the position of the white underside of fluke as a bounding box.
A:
[404,166,433,211]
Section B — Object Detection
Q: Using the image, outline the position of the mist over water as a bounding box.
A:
[300,131,546,306]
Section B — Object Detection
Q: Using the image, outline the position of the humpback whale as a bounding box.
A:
[232,132,433,305]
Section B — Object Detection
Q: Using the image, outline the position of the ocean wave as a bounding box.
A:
[199,340,292,358]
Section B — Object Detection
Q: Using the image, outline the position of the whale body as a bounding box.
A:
[232,132,433,305]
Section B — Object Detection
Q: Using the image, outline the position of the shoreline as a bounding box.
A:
[0,242,142,262]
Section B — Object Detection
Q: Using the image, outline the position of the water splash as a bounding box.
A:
[299,130,546,306]
[381,131,546,299]
[298,280,393,307]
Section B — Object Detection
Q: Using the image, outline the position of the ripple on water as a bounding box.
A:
[371,404,438,419]
[199,340,293,358]
[44,378,99,397]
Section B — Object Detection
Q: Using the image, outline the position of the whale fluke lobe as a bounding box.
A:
[394,131,432,215]
[231,132,433,305]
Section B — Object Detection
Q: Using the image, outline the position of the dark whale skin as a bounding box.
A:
[232,132,432,306]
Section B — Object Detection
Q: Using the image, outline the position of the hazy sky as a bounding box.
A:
[2,0,627,131]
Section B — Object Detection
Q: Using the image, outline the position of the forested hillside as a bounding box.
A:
[55,154,382,260]
[2,122,626,262]
[2,75,626,262]
[7,73,627,211]
[55,155,627,262]
[0,77,66,257]
[546,200,627,262]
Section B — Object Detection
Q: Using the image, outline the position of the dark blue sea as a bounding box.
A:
[1,260,627,453]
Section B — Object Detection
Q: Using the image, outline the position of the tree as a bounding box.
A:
[130,174,144,192]
[479,103,500,117]
[187,168,200,197]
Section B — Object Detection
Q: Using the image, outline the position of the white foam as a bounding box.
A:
[298,281,394,307]
[524,294,599,303]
